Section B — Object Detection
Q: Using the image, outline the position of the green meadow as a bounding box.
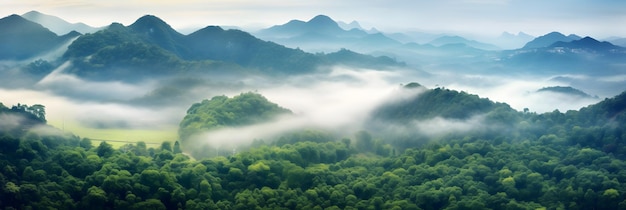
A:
[48,120,178,148]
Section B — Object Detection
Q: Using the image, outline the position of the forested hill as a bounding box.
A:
[371,83,514,121]
[178,92,292,158]
[61,15,402,80]
[1,91,626,209]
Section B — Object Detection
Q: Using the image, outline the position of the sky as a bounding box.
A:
[1,0,625,38]
[0,0,626,39]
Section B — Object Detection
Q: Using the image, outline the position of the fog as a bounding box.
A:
[0,62,620,146]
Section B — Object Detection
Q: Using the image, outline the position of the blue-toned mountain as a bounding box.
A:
[0,14,80,60]
[21,10,99,35]
[61,15,403,80]
[255,14,402,53]
[523,32,581,49]
[428,35,500,51]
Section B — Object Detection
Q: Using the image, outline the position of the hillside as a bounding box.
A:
[0,14,80,60]
[1,90,626,209]
[371,84,513,121]
[60,15,402,79]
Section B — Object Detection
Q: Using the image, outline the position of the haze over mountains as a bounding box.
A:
[1,11,625,115]
[21,10,100,35]
[1,10,626,210]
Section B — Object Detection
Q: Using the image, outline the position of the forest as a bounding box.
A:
[1,86,626,210]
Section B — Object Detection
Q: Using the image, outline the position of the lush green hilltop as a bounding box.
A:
[0,89,625,209]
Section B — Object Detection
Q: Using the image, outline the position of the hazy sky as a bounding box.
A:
[1,0,625,38]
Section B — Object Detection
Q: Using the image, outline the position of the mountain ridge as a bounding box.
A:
[523,32,581,49]
[0,14,80,60]
[21,10,99,35]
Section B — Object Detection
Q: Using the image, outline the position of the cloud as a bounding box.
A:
[36,62,155,101]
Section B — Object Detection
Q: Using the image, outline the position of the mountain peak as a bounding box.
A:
[0,14,50,33]
[307,14,340,30]
[523,31,579,49]
[23,10,43,17]
[131,15,170,28]
[549,36,622,51]
[2,14,27,22]
[129,14,182,37]
[129,15,185,54]
[309,15,335,24]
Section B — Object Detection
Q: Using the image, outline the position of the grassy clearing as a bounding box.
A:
[48,121,178,148]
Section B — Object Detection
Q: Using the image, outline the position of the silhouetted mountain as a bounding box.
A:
[21,10,99,35]
[428,36,500,51]
[537,86,596,98]
[549,37,623,51]
[522,32,581,49]
[0,14,80,60]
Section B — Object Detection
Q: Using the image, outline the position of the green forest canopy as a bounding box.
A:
[0,89,625,209]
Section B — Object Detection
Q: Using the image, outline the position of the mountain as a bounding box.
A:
[255,14,402,53]
[0,14,80,60]
[499,35,626,75]
[427,36,500,51]
[21,10,99,35]
[258,15,346,38]
[62,15,403,79]
[128,15,187,56]
[549,36,623,51]
[605,37,626,47]
[522,32,581,49]
[492,31,535,49]
[337,20,363,30]
[537,86,596,98]
[372,84,513,121]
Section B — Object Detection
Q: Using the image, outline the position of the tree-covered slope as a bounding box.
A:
[61,15,403,79]
[371,83,514,121]
[1,91,626,209]
[178,92,291,141]
[63,23,235,80]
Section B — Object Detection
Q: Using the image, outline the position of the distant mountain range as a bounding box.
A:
[501,36,626,75]
[493,31,535,49]
[1,11,625,80]
[427,35,501,51]
[523,32,582,49]
[0,13,402,80]
[0,14,80,60]
[255,15,403,53]
[21,11,100,35]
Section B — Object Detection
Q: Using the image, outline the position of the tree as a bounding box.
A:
[97,141,114,157]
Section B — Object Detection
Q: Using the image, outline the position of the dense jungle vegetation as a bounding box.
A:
[1,87,625,209]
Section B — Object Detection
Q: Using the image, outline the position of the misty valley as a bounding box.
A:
[1,11,626,210]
